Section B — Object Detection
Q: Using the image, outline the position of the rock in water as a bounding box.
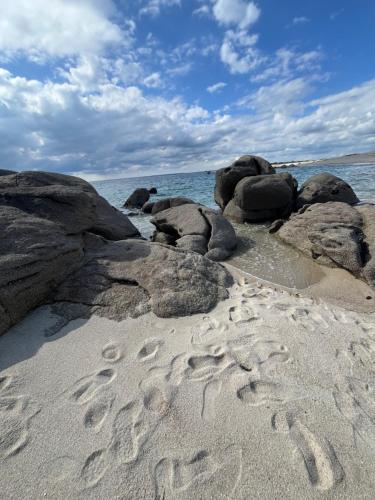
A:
[149,187,157,194]
[123,188,150,209]
[215,155,275,210]
[151,204,237,261]
[296,173,359,209]
[224,173,295,223]
[150,197,196,215]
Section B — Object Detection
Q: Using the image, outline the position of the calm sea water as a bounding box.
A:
[93,163,375,288]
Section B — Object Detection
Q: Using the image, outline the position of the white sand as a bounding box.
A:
[1,274,375,499]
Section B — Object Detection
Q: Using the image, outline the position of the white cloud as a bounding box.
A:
[213,0,260,29]
[143,72,164,88]
[140,0,181,17]
[292,16,310,25]
[193,5,210,17]
[207,82,227,93]
[0,0,126,60]
[220,30,262,74]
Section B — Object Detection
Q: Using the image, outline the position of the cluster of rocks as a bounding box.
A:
[214,155,358,223]
[0,171,233,336]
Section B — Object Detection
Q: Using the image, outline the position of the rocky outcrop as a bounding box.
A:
[0,169,16,176]
[124,188,150,209]
[0,171,140,240]
[296,173,359,209]
[148,197,196,215]
[275,202,375,288]
[151,204,237,261]
[224,173,296,223]
[0,171,234,335]
[215,155,275,210]
[54,238,233,321]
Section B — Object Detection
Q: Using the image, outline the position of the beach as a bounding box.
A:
[1,269,375,499]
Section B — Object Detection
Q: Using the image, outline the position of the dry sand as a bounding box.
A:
[1,272,375,499]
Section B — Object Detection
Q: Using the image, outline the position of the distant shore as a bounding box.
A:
[273,152,375,169]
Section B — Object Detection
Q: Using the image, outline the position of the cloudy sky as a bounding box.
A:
[0,0,374,180]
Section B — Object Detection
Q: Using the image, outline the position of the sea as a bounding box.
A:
[93,163,375,289]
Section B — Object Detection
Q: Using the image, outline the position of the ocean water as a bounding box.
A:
[93,163,375,288]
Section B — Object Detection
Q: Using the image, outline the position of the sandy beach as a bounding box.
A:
[1,268,375,499]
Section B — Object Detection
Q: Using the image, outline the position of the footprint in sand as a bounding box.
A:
[102,343,123,364]
[84,393,115,431]
[0,389,39,460]
[272,412,344,491]
[229,302,259,324]
[185,352,231,382]
[201,380,222,422]
[70,368,116,405]
[137,338,164,362]
[154,445,242,499]
[191,317,227,346]
[288,307,328,331]
[80,449,108,488]
[109,401,144,465]
[0,375,12,393]
[237,379,286,406]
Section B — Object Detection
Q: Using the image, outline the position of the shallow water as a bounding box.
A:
[93,163,375,288]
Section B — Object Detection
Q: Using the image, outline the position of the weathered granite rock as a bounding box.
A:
[277,202,365,275]
[142,201,155,214]
[0,206,84,335]
[0,171,140,239]
[224,173,295,223]
[54,239,233,320]
[296,173,359,209]
[215,155,275,210]
[357,204,375,288]
[151,204,237,261]
[150,197,196,215]
[153,231,177,245]
[124,188,150,209]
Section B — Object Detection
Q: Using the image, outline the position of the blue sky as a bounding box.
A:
[0,0,374,179]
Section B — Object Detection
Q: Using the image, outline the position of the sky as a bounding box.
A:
[0,0,374,180]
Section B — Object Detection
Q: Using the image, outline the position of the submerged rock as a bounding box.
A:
[124,188,150,209]
[296,173,359,209]
[151,203,237,261]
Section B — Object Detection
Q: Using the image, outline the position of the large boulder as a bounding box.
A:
[0,206,84,335]
[124,188,150,209]
[357,204,375,288]
[276,202,367,279]
[54,239,233,320]
[215,155,275,210]
[224,173,295,223]
[149,197,196,215]
[0,171,140,240]
[151,204,237,261]
[296,173,359,209]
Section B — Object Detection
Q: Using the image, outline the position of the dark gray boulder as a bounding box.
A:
[151,197,196,215]
[142,201,155,214]
[224,173,295,222]
[151,204,237,261]
[124,188,150,209]
[149,187,157,194]
[296,173,359,209]
[153,231,177,246]
[215,155,275,210]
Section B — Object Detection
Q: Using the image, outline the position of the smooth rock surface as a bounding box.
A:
[150,197,196,215]
[124,188,150,209]
[296,173,359,209]
[215,155,275,209]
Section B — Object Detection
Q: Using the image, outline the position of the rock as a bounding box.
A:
[277,202,365,275]
[152,231,177,246]
[151,197,196,215]
[152,204,210,239]
[54,239,233,320]
[224,173,295,222]
[215,155,275,210]
[151,204,237,261]
[142,201,155,214]
[0,169,16,176]
[357,204,375,287]
[124,188,150,209]
[269,219,285,234]
[176,235,208,255]
[149,187,157,194]
[0,171,140,240]
[0,206,84,335]
[296,173,359,209]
